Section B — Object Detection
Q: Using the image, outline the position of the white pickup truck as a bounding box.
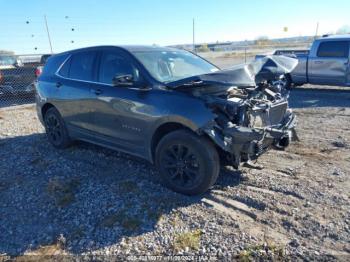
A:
[256,34,350,88]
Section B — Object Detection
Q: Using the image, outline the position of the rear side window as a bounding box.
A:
[317,41,349,58]
[69,51,97,81]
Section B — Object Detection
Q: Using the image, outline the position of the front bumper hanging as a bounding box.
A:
[203,111,297,168]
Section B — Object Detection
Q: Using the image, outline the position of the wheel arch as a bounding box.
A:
[41,102,56,118]
[149,118,219,164]
[150,122,193,162]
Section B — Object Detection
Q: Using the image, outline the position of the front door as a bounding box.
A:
[309,40,349,85]
[89,49,153,154]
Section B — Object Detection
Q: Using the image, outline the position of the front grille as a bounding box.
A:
[249,101,288,128]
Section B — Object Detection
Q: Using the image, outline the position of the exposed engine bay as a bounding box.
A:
[168,55,298,168]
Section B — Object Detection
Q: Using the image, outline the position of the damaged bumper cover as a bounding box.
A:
[202,110,297,168]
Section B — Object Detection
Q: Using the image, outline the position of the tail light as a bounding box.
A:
[35,66,43,77]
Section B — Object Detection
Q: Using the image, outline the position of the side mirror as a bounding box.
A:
[112,74,134,87]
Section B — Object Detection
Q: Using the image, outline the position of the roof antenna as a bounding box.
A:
[44,15,53,54]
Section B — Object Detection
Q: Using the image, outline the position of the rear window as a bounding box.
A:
[68,51,97,81]
[317,41,349,58]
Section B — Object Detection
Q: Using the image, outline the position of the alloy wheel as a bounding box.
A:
[45,114,63,145]
[160,144,201,189]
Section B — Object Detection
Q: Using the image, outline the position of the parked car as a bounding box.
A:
[36,46,297,195]
[0,54,51,96]
[35,54,52,78]
[0,55,36,95]
[256,34,350,88]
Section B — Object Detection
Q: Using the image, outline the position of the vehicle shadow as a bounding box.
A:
[289,87,350,108]
[0,133,243,257]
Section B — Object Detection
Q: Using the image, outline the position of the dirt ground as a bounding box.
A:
[0,51,350,261]
[0,57,349,260]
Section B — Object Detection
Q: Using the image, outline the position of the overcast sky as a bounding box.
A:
[1,0,349,54]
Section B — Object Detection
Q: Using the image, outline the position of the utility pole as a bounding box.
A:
[192,18,195,53]
[44,15,53,54]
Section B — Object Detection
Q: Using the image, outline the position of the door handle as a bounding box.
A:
[91,88,103,95]
[56,82,62,88]
[314,61,323,64]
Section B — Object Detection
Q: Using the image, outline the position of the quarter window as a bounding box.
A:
[317,41,349,58]
[58,57,71,77]
[68,52,97,81]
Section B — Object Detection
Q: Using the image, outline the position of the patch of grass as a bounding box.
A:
[46,178,80,207]
[70,227,85,240]
[239,243,285,261]
[122,217,142,231]
[145,205,165,222]
[16,243,65,261]
[31,157,51,169]
[173,229,202,251]
[170,212,181,227]
[100,210,125,228]
[100,209,142,231]
[115,180,139,194]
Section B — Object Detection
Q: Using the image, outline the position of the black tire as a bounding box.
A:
[155,129,220,195]
[44,107,71,149]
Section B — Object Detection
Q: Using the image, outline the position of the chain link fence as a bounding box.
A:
[0,41,312,109]
[0,54,49,108]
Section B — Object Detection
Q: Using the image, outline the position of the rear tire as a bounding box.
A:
[44,107,71,149]
[155,130,220,195]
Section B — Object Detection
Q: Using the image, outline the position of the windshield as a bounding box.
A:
[132,49,219,83]
[0,56,16,66]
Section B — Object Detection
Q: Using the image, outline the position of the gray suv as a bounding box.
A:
[36,46,297,195]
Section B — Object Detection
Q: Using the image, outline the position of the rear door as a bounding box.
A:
[308,40,349,85]
[55,51,98,132]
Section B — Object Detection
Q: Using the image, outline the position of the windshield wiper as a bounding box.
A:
[166,78,204,89]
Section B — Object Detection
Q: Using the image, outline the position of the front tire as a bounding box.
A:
[44,107,71,149]
[155,130,220,195]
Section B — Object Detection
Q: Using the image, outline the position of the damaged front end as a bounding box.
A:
[201,85,297,168]
[170,55,299,169]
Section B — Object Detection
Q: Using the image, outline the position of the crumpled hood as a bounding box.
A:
[166,55,298,89]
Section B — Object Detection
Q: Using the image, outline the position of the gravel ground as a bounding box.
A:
[0,86,349,261]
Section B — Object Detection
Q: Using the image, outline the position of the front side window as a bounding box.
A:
[99,52,139,84]
[69,51,97,81]
[317,41,349,58]
[132,50,219,83]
